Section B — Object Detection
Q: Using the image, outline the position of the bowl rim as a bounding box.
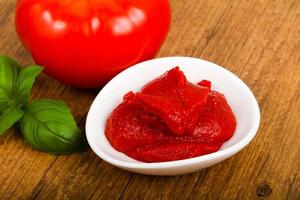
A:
[86,56,260,169]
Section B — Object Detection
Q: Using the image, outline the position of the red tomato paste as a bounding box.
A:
[105,67,236,162]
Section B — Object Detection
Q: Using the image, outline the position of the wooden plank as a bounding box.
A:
[0,0,299,199]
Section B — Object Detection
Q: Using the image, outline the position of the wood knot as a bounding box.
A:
[256,183,272,197]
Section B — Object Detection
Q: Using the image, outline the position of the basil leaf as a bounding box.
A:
[0,56,43,136]
[17,66,43,104]
[0,55,25,135]
[0,106,25,135]
[0,55,21,111]
[0,56,43,106]
[19,99,88,154]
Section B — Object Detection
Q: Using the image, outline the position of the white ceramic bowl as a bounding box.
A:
[86,57,260,176]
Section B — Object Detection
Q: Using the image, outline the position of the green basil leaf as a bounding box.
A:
[0,55,24,135]
[0,56,43,136]
[17,66,43,104]
[19,99,88,154]
[0,55,21,111]
[0,56,43,106]
[0,106,25,135]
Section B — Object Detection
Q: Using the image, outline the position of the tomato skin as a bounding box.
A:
[15,0,171,88]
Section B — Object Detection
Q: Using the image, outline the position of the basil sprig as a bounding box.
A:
[0,55,32,135]
[0,55,87,154]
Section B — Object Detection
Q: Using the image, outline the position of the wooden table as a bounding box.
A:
[1,0,299,199]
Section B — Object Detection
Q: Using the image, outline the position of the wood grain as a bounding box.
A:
[0,0,299,199]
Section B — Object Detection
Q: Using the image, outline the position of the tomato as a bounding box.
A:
[15,0,171,88]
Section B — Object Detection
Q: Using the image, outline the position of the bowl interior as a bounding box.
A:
[86,57,260,167]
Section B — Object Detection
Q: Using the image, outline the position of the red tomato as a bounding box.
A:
[15,0,171,88]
